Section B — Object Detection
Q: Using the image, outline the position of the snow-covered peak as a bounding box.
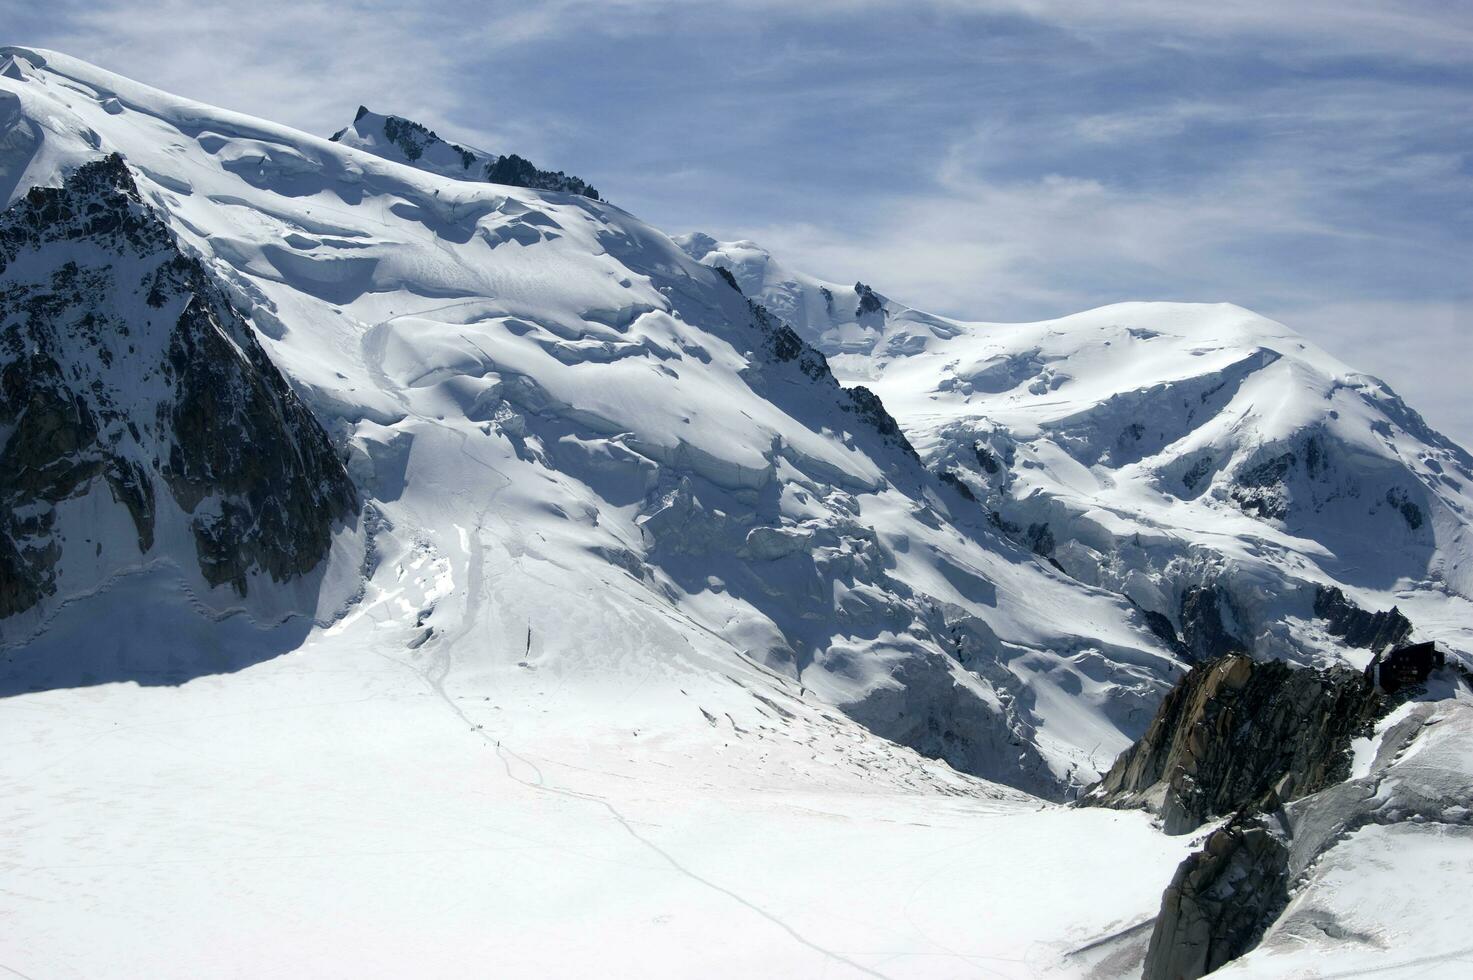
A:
[675,231,964,359]
[0,46,1188,796]
[700,231,1473,662]
[2,42,1466,799]
[864,299,1473,619]
[330,104,600,199]
[330,105,485,179]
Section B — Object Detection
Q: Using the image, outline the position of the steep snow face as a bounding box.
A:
[0,47,1181,795]
[330,105,600,199]
[0,152,358,647]
[686,232,1473,667]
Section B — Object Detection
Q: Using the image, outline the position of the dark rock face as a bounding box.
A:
[0,154,356,616]
[1178,584,1247,664]
[1221,429,1440,550]
[713,266,742,293]
[484,153,599,201]
[854,281,885,322]
[1228,451,1295,520]
[1079,654,1381,834]
[1140,680,1471,980]
[842,385,920,462]
[974,443,1001,475]
[1131,600,1190,659]
[1384,486,1424,530]
[1314,585,1413,652]
[938,469,977,502]
[1080,612,1468,979]
[1142,814,1290,980]
[751,299,919,462]
[381,113,475,168]
[1024,521,1054,556]
[1179,454,1214,493]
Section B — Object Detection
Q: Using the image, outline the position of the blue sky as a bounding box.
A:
[16,0,1472,443]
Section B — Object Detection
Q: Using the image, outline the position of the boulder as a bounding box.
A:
[1142,814,1289,980]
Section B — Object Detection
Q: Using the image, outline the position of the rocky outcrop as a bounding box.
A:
[1314,584,1413,652]
[0,154,356,618]
[854,281,885,322]
[750,298,919,462]
[330,106,600,199]
[485,153,599,201]
[1131,600,1190,659]
[1177,584,1247,664]
[1079,654,1382,834]
[1093,646,1469,979]
[1143,689,1473,979]
[1142,813,1290,980]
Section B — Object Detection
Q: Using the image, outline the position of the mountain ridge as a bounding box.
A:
[1,45,1470,980]
[683,232,1473,671]
[330,104,601,199]
[0,45,1186,800]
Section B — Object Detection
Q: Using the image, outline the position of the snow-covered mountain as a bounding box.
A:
[1,46,1469,980]
[682,235,1473,671]
[0,46,1187,799]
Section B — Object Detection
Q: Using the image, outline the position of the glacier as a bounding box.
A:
[1,45,1470,979]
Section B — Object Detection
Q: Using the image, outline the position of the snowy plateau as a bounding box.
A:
[0,46,1470,979]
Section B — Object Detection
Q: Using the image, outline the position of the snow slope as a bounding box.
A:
[0,592,1197,979]
[684,236,1473,669]
[2,45,1469,978]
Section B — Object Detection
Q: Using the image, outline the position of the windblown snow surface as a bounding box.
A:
[1,47,1470,978]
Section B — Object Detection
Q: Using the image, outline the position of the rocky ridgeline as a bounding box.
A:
[0,154,356,620]
[1079,648,1470,979]
[748,296,920,464]
[1079,654,1383,834]
[1143,693,1472,980]
[1314,584,1413,651]
[330,107,601,200]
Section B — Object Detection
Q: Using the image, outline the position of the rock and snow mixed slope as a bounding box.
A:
[330,105,600,199]
[1,44,1470,979]
[1218,687,1473,979]
[0,46,1188,798]
[684,236,1473,671]
[0,152,359,652]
